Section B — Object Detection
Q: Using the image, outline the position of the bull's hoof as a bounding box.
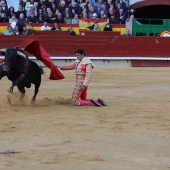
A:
[20,93,25,101]
[31,98,36,104]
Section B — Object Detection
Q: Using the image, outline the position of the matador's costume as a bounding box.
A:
[61,57,100,106]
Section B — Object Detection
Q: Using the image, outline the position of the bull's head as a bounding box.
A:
[0,48,27,72]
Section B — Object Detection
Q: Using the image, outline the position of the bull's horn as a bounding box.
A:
[17,51,27,59]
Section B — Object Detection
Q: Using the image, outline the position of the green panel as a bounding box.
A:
[132,18,170,36]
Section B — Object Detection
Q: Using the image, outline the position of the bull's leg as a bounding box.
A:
[31,85,39,104]
[17,86,25,101]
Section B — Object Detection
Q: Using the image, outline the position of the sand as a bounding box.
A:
[0,67,170,170]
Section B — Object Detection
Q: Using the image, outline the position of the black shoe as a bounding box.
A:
[90,99,102,107]
[98,98,107,106]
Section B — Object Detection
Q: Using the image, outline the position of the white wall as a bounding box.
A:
[6,0,20,11]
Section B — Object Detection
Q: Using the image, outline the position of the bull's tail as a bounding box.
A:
[39,66,44,75]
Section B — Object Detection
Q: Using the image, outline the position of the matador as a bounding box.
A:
[58,49,106,107]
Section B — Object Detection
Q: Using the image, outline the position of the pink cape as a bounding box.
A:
[23,40,65,80]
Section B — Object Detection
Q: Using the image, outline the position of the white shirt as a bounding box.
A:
[40,25,51,31]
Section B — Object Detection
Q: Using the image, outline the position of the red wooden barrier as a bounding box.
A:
[131,60,170,67]
[79,30,120,36]
[34,30,71,35]
[0,35,170,58]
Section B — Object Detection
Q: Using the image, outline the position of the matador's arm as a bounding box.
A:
[60,62,77,70]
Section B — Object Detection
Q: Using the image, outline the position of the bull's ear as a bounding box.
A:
[0,48,7,56]
[17,51,27,59]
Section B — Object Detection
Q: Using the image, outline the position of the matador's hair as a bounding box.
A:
[75,49,86,56]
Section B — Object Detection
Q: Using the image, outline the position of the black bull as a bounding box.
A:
[0,48,43,104]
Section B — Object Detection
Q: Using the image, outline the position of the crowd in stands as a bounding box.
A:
[0,0,128,35]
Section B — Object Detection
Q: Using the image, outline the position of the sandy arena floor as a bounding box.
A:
[0,67,170,170]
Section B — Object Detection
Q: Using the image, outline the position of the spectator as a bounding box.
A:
[86,2,93,14]
[71,13,80,24]
[122,28,132,36]
[54,8,60,18]
[45,10,56,23]
[58,1,66,15]
[0,12,9,22]
[44,7,51,17]
[21,25,29,35]
[116,8,126,24]
[27,26,35,35]
[51,22,61,30]
[115,2,121,14]
[98,9,105,19]
[1,0,8,16]
[69,1,79,16]
[126,14,142,25]
[109,13,117,24]
[81,12,88,19]
[70,8,76,19]
[108,7,116,18]
[9,13,18,30]
[16,13,27,34]
[62,7,71,18]
[103,13,108,19]
[51,2,57,14]
[103,22,112,31]
[92,22,100,31]
[40,1,47,16]
[64,13,71,24]
[7,6,16,19]
[37,8,45,18]
[56,12,64,23]
[13,25,20,35]
[45,0,55,9]
[87,6,97,19]
[4,26,14,35]
[26,4,35,17]
[94,0,103,13]
[91,13,99,22]
[116,0,126,11]
[19,0,27,9]
[77,3,86,17]
[38,0,46,9]
[67,25,76,35]
[33,2,39,17]
[40,21,51,30]
[91,12,98,19]
[54,0,60,5]
[16,5,26,19]
[37,14,44,23]
[25,0,35,11]
[106,0,114,10]
[1,0,8,6]
[27,12,38,23]
[68,0,79,8]
[98,3,108,16]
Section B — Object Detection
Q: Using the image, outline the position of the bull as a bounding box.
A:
[0,48,43,104]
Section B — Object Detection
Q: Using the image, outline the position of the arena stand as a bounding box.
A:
[0,23,170,67]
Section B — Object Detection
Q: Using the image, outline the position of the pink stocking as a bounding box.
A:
[79,100,95,106]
